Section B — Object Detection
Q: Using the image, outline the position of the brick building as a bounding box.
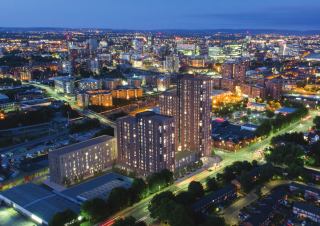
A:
[221,79,237,91]
[110,87,143,99]
[293,201,320,223]
[221,63,246,83]
[212,78,221,88]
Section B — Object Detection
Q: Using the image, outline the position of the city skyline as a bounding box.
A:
[1,0,320,30]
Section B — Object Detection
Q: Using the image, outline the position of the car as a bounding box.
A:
[308,183,314,186]
[301,221,306,226]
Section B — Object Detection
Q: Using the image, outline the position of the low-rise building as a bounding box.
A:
[191,184,237,212]
[127,78,142,88]
[110,87,143,99]
[290,182,320,200]
[241,123,259,132]
[77,90,112,107]
[48,135,117,185]
[293,201,320,223]
[247,103,267,111]
[231,163,272,189]
[212,90,231,105]
[54,76,76,94]
[15,92,44,101]
[221,79,237,91]
[274,107,297,115]
[212,123,256,151]
[175,151,195,171]
[78,78,101,91]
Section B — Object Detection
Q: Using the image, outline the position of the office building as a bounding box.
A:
[127,78,142,88]
[77,90,112,107]
[54,76,76,94]
[221,62,246,83]
[148,34,154,46]
[117,111,175,175]
[279,42,286,56]
[88,38,98,50]
[157,77,171,91]
[78,78,101,91]
[48,135,117,185]
[160,75,213,156]
[177,44,196,55]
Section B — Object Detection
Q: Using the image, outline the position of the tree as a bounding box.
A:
[107,187,131,213]
[222,166,235,182]
[66,178,71,187]
[241,116,249,123]
[81,197,109,223]
[180,168,186,177]
[211,149,215,156]
[130,178,150,203]
[186,164,193,173]
[253,119,259,124]
[148,173,166,193]
[169,204,195,226]
[296,81,304,88]
[174,171,180,180]
[254,186,262,199]
[259,164,274,182]
[252,160,258,168]
[206,177,218,191]
[294,188,305,197]
[266,110,275,118]
[188,181,204,198]
[197,159,203,168]
[74,175,78,184]
[79,174,84,182]
[192,162,198,171]
[49,209,79,226]
[161,168,174,185]
[113,216,136,226]
[128,170,139,179]
[94,171,98,177]
[216,173,223,181]
[176,191,195,206]
[240,170,252,192]
[247,108,251,115]
[93,126,114,137]
[148,191,176,220]
[208,63,213,70]
[204,215,227,226]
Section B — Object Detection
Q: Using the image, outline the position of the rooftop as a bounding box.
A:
[59,173,133,201]
[0,183,80,223]
[190,184,237,211]
[241,123,259,128]
[78,180,131,201]
[175,151,194,159]
[49,135,115,156]
[275,107,297,113]
[294,201,320,216]
[0,95,9,100]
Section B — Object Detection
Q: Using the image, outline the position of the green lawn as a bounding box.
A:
[175,151,194,159]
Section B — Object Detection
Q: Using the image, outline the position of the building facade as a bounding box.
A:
[54,76,76,94]
[221,63,246,83]
[117,111,175,175]
[48,135,117,185]
[78,78,101,91]
[157,77,171,91]
[77,90,113,107]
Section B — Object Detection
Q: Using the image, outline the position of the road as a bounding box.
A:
[28,83,116,127]
[97,111,318,226]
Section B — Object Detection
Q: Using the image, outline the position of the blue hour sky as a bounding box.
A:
[1,0,320,30]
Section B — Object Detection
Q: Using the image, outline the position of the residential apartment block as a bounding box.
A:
[54,76,76,94]
[48,135,117,185]
[221,63,246,83]
[160,75,213,156]
[117,111,175,175]
[77,90,112,107]
[14,92,44,101]
[100,78,122,90]
[78,78,101,91]
[127,78,142,88]
[293,201,320,223]
[157,77,171,91]
[241,84,266,100]
[221,79,237,91]
[110,87,143,99]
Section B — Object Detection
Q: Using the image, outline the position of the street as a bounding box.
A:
[96,110,318,225]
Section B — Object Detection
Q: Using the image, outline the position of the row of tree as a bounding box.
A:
[256,106,309,137]
[69,118,100,134]
[174,160,203,179]
[270,131,307,146]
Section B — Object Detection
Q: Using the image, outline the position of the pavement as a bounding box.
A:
[96,110,318,226]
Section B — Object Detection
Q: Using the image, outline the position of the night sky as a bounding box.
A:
[2,0,320,30]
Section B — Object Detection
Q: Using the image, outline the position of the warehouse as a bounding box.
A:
[0,183,81,225]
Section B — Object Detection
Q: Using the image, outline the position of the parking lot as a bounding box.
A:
[0,129,100,168]
[0,205,38,226]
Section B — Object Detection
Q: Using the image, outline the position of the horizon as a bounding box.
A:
[1,0,320,31]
